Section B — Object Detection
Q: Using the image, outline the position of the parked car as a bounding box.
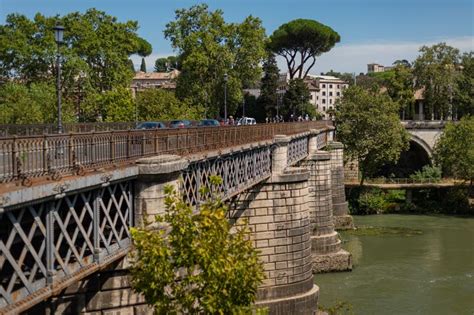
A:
[237,117,256,126]
[170,120,192,128]
[135,122,166,129]
[197,119,220,127]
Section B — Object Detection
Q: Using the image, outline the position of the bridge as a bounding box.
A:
[402,120,448,158]
[0,122,354,315]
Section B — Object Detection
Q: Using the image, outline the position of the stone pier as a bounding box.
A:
[329,142,354,230]
[300,150,352,273]
[231,135,319,315]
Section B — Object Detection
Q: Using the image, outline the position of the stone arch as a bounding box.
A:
[409,133,433,158]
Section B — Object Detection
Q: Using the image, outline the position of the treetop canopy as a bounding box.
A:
[268,19,340,56]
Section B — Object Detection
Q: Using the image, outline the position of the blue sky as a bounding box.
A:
[1,0,473,73]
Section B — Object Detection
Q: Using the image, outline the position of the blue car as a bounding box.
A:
[135,122,166,129]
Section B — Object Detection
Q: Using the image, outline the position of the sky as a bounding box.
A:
[1,0,473,74]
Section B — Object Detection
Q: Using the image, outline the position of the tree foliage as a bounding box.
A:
[413,43,461,120]
[140,57,147,72]
[336,86,410,184]
[455,52,474,118]
[258,53,280,117]
[154,55,180,72]
[386,65,415,119]
[434,116,474,184]
[268,19,340,79]
[136,89,204,121]
[0,82,75,124]
[282,79,316,119]
[164,4,267,117]
[130,178,264,314]
[0,9,151,123]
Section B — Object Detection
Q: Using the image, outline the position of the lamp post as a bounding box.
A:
[223,73,228,123]
[53,25,65,133]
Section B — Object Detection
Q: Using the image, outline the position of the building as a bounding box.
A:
[278,73,349,119]
[306,75,349,119]
[367,63,385,73]
[130,69,179,96]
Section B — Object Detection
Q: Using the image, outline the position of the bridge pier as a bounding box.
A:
[231,135,319,315]
[134,155,189,227]
[329,142,354,230]
[300,150,352,273]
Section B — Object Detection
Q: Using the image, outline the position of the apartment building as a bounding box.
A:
[307,75,349,119]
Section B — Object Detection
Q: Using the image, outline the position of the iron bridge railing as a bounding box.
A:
[0,180,133,313]
[0,122,331,185]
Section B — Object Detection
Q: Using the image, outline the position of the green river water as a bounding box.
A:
[315,215,474,315]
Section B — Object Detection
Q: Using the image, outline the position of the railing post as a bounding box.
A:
[68,133,74,168]
[109,131,115,162]
[12,136,18,178]
[93,190,102,262]
[126,130,131,159]
[46,201,56,284]
[272,135,290,174]
[42,135,49,174]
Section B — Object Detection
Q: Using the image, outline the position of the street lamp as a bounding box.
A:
[53,25,65,133]
[223,73,228,123]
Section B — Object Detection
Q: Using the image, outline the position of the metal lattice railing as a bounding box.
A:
[287,136,309,166]
[181,146,272,205]
[0,180,133,312]
[316,131,328,150]
[0,122,331,185]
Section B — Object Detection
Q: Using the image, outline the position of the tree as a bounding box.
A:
[335,86,410,185]
[282,79,316,119]
[130,178,265,314]
[258,53,280,117]
[455,52,474,118]
[164,4,267,117]
[268,19,340,79]
[386,65,415,120]
[0,9,151,122]
[434,116,474,186]
[324,70,355,86]
[154,56,180,72]
[0,82,75,124]
[128,59,135,73]
[393,59,411,68]
[140,58,147,72]
[136,89,204,121]
[413,43,461,120]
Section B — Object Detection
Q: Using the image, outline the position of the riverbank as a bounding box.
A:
[315,214,474,315]
[346,186,473,216]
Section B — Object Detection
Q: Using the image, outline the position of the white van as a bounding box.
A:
[237,117,256,126]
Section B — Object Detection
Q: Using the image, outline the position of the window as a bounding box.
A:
[329,99,332,104]
[329,92,333,96]
[317,96,319,100]
[322,84,326,88]
[336,92,340,96]
[322,99,326,104]
[329,84,333,89]
[337,84,340,89]
[329,105,333,109]
[323,106,326,111]
[322,91,326,96]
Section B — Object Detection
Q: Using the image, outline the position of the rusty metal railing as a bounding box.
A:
[0,122,138,136]
[0,122,332,184]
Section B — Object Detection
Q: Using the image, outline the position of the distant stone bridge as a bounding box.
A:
[402,120,449,157]
[0,122,354,315]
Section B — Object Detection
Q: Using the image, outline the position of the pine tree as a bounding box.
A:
[140,58,147,72]
[258,53,280,117]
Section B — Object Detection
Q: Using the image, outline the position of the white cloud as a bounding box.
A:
[276,36,474,75]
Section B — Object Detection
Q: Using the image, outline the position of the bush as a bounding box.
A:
[357,188,389,214]
[409,165,442,181]
[130,177,265,314]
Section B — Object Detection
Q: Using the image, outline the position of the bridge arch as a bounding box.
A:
[409,133,433,158]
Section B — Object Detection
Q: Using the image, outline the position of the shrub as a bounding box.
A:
[130,177,265,314]
[409,165,442,182]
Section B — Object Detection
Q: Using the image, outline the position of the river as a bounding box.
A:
[315,214,474,315]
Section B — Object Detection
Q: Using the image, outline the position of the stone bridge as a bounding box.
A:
[402,120,448,157]
[0,122,353,315]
